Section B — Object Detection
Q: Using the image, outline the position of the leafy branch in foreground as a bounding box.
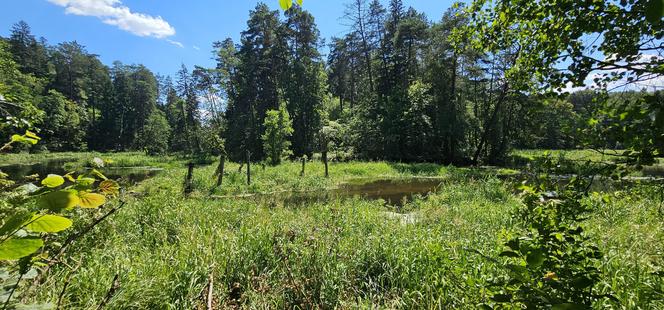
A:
[483,157,617,309]
[0,133,120,308]
[279,0,303,11]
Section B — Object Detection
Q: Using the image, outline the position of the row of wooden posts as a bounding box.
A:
[184,150,329,195]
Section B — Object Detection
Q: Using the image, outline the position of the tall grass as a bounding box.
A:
[11,157,662,308]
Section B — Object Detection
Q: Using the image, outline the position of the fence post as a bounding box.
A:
[300,157,305,177]
[246,150,251,185]
[184,162,194,195]
[323,151,329,178]
[216,155,225,187]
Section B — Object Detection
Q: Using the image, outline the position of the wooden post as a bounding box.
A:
[323,151,329,178]
[184,162,194,195]
[300,157,305,177]
[216,155,225,187]
[246,150,251,185]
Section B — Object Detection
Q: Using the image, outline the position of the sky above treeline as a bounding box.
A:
[0,0,456,77]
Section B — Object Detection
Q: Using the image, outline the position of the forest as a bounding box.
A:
[0,0,663,309]
[2,2,660,164]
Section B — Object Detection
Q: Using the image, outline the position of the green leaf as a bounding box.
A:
[646,0,664,25]
[0,238,43,260]
[76,175,96,186]
[296,0,302,5]
[527,249,545,267]
[90,169,108,181]
[11,134,25,143]
[24,131,40,140]
[77,192,106,208]
[25,214,73,233]
[41,174,65,188]
[279,0,292,10]
[38,190,80,211]
[499,250,520,258]
[0,211,33,236]
[571,275,594,289]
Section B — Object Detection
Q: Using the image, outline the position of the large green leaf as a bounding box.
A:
[25,214,73,233]
[24,130,40,140]
[41,174,64,188]
[38,190,80,211]
[0,211,33,236]
[279,0,292,10]
[76,175,96,187]
[77,191,106,208]
[0,238,43,260]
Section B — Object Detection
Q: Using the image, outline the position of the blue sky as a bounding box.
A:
[0,0,456,77]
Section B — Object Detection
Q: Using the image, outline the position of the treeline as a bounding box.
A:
[0,2,659,164]
[0,21,208,155]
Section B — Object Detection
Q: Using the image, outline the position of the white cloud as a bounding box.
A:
[192,45,200,51]
[167,39,184,48]
[47,0,175,38]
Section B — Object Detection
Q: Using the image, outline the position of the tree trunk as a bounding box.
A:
[448,54,458,163]
[472,82,509,165]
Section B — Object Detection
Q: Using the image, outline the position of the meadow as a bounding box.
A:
[0,151,661,309]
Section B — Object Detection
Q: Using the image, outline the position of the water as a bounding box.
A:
[337,178,445,205]
[0,159,162,186]
[0,159,71,181]
[256,177,446,207]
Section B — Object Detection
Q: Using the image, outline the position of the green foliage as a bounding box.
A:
[0,40,44,136]
[459,0,664,92]
[279,0,303,10]
[1,171,112,260]
[25,214,73,233]
[37,90,86,150]
[584,91,664,165]
[134,110,172,155]
[0,132,118,308]
[0,238,43,260]
[3,157,655,308]
[41,174,64,188]
[403,81,434,159]
[515,98,579,149]
[262,102,294,165]
[485,157,616,309]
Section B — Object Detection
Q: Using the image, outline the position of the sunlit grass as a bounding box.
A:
[7,153,662,308]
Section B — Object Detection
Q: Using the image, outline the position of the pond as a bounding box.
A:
[251,177,446,208]
[337,178,445,205]
[0,159,162,186]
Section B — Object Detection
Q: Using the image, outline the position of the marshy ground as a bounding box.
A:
[1,151,662,308]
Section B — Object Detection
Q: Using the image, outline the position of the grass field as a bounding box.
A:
[2,152,663,308]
